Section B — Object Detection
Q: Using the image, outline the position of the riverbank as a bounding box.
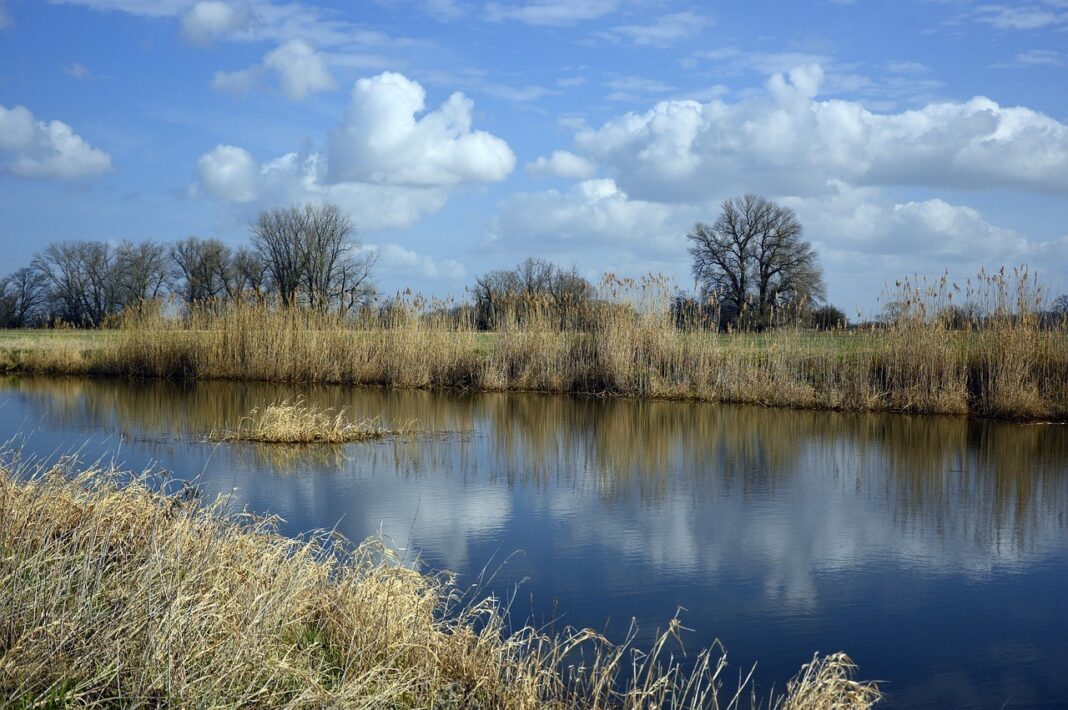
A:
[3,301,1067,420]
[0,456,880,708]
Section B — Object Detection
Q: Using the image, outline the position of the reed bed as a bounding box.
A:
[11,268,1068,419]
[208,397,395,444]
[0,456,881,708]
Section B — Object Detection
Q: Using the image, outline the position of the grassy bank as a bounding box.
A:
[7,297,1067,421]
[0,458,880,708]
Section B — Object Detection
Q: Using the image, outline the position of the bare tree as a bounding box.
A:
[250,207,304,306]
[335,250,377,315]
[0,267,48,327]
[251,203,375,312]
[298,203,377,312]
[170,237,232,305]
[32,241,120,326]
[232,247,269,303]
[1054,294,1068,316]
[472,258,593,330]
[472,269,521,329]
[115,240,169,307]
[515,257,555,297]
[688,194,824,328]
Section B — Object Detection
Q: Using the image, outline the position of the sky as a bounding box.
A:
[1,0,1066,313]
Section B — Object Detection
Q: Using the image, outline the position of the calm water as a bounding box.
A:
[2,375,1067,708]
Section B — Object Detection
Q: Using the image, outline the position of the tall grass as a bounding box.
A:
[14,268,1068,419]
[208,396,397,444]
[0,456,880,708]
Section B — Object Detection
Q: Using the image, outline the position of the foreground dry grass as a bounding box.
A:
[7,270,1067,420]
[208,397,396,444]
[0,459,880,709]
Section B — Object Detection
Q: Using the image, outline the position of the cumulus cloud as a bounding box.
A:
[327,72,515,186]
[179,1,251,44]
[490,178,685,254]
[526,150,596,179]
[0,104,112,179]
[785,183,1033,261]
[213,39,335,100]
[194,146,450,230]
[196,144,259,202]
[569,64,1068,202]
[196,72,513,231]
[264,39,336,100]
[372,243,466,280]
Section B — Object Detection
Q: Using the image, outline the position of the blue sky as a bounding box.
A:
[1,0,1067,312]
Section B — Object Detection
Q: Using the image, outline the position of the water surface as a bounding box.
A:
[2,375,1066,708]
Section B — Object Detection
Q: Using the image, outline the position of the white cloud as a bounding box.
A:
[490,178,685,254]
[373,243,466,280]
[195,147,451,230]
[63,63,92,79]
[0,0,12,29]
[196,144,260,202]
[213,39,335,100]
[604,75,675,98]
[179,1,250,44]
[211,66,261,94]
[264,39,336,100]
[976,4,1067,30]
[604,11,712,47]
[570,64,1068,202]
[526,150,596,179]
[1003,49,1067,67]
[56,0,391,48]
[786,183,1032,260]
[196,71,512,231]
[424,0,465,20]
[327,71,515,186]
[0,104,112,179]
[485,0,619,25]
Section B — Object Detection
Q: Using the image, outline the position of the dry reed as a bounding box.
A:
[10,267,1067,420]
[0,456,880,708]
[208,397,395,444]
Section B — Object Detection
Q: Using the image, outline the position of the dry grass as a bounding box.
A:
[208,397,396,444]
[0,457,880,709]
[8,268,1067,420]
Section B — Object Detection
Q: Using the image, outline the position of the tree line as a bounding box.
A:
[1,204,377,327]
[10,193,1045,332]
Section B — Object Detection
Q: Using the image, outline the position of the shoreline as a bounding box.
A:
[0,456,881,708]
[3,321,1067,422]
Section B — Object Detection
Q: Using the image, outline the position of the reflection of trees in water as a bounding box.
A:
[478,394,807,502]
[5,374,1067,556]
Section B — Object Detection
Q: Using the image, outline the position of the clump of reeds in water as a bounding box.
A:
[208,397,395,444]
[0,456,881,708]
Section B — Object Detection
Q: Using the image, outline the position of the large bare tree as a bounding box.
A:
[115,240,170,307]
[687,194,824,327]
[251,203,375,311]
[0,267,48,327]
[170,237,233,306]
[32,241,120,326]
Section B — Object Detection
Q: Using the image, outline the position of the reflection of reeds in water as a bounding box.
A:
[208,397,396,444]
[0,459,880,708]
[13,268,1068,419]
